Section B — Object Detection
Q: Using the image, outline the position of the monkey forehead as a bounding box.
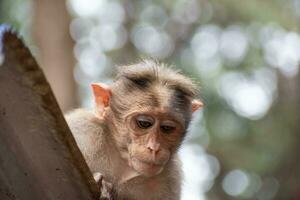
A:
[116,60,198,97]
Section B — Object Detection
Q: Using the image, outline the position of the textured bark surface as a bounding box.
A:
[0,26,99,200]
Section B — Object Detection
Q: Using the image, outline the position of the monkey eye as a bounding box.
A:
[160,121,176,134]
[161,125,175,133]
[136,115,154,129]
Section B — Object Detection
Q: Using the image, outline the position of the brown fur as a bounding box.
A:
[65,60,199,200]
[65,109,182,200]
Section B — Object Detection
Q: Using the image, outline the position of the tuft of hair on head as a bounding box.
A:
[116,59,198,98]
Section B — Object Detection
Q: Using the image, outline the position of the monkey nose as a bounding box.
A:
[147,145,160,154]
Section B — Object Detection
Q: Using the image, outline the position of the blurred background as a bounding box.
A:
[1,0,300,199]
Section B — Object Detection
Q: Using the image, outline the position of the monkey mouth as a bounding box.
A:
[130,157,164,177]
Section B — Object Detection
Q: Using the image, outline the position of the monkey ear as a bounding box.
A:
[91,83,111,119]
[192,99,203,113]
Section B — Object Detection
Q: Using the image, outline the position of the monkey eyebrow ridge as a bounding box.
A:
[124,75,152,88]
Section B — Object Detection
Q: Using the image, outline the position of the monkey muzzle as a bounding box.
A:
[130,157,166,177]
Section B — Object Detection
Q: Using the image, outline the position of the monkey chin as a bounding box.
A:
[130,158,164,177]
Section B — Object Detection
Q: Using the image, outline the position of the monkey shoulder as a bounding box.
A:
[65,109,107,137]
[64,109,109,170]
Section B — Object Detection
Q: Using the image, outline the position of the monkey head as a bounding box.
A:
[91,60,203,177]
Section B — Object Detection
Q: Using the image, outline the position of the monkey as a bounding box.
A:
[65,60,203,200]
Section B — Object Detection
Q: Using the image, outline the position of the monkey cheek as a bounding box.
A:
[130,158,164,177]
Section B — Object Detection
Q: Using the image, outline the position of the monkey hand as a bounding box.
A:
[93,172,116,200]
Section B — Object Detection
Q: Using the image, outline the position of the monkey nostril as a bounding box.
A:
[147,146,160,154]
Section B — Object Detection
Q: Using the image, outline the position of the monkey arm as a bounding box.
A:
[65,109,117,200]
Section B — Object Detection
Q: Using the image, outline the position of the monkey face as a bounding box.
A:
[125,111,185,177]
[92,61,203,177]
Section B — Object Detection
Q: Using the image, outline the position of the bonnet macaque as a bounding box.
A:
[65,60,203,200]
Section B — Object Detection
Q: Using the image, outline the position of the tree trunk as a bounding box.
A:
[32,0,77,112]
[0,25,99,200]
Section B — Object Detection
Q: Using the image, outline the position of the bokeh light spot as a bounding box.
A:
[222,169,250,196]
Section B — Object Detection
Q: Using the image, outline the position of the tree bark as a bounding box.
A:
[0,25,98,200]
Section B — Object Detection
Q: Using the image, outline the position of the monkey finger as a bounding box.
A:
[93,172,104,188]
[99,181,115,200]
